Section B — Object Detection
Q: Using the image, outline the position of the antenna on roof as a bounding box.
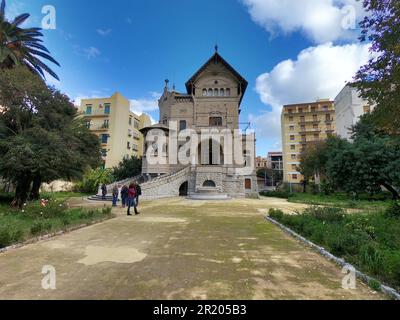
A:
[215,44,218,53]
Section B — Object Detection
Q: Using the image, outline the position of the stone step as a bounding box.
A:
[187,193,231,200]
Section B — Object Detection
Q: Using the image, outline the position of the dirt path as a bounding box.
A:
[0,197,384,300]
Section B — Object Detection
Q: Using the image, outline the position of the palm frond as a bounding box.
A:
[0,0,5,19]
[12,13,30,26]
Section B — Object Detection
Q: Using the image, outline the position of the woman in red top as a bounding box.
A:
[127,183,139,216]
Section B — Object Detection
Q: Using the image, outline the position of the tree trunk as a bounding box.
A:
[11,178,32,208]
[381,182,399,200]
[30,175,42,201]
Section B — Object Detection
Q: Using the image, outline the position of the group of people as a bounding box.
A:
[101,182,141,216]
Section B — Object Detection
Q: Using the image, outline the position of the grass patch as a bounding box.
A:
[260,190,292,199]
[0,192,113,249]
[288,192,391,211]
[268,205,400,292]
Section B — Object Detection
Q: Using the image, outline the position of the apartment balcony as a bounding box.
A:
[299,129,322,134]
[298,120,321,125]
[91,125,109,132]
[83,111,110,118]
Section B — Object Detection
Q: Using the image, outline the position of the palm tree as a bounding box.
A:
[0,0,60,80]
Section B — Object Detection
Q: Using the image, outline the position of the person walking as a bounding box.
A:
[101,184,107,200]
[112,185,119,207]
[120,185,129,208]
[127,183,139,216]
[135,183,142,206]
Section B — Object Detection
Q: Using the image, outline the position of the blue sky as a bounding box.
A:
[6,0,370,156]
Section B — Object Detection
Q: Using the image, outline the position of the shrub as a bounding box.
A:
[268,208,284,220]
[0,225,24,248]
[368,279,381,292]
[303,206,346,223]
[384,201,400,219]
[260,191,292,199]
[30,221,52,236]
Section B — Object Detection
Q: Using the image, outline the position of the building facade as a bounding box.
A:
[334,84,374,141]
[79,92,152,168]
[139,50,258,199]
[281,99,336,185]
[267,152,283,171]
[256,156,268,169]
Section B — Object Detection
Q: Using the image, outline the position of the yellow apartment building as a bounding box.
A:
[79,92,152,168]
[281,99,336,186]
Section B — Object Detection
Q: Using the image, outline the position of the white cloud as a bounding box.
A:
[130,92,161,115]
[241,0,365,43]
[83,47,101,59]
[97,28,112,36]
[249,42,371,147]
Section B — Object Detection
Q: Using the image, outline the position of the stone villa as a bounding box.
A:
[137,49,258,200]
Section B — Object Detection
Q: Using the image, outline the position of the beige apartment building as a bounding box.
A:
[281,99,336,185]
[79,92,152,168]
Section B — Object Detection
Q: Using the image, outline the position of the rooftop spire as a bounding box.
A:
[214,44,218,53]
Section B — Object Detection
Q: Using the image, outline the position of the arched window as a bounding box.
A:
[209,117,223,127]
[220,88,225,96]
[203,180,216,188]
[214,88,219,96]
[226,88,231,96]
[208,89,213,96]
[202,89,207,96]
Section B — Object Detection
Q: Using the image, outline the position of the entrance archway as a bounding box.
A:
[179,181,188,196]
[203,180,216,188]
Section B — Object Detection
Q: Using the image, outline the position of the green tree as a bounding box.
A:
[0,0,59,80]
[112,156,142,181]
[75,167,114,194]
[0,67,101,207]
[353,0,400,135]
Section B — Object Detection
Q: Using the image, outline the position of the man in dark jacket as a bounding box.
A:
[135,183,142,206]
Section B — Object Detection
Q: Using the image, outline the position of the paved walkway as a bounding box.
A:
[0,197,384,300]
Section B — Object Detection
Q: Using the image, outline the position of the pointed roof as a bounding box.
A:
[185,52,248,104]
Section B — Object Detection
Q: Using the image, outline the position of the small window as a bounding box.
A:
[85,121,91,129]
[300,116,305,123]
[301,125,306,131]
[214,88,219,96]
[313,115,318,121]
[363,105,371,114]
[100,134,108,144]
[291,154,296,160]
[289,116,294,122]
[103,120,109,129]
[292,174,298,180]
[326,114,331,121]
[127,142,131,149]
[202,89,207,96]
[220,88,225,96]
[298,108,303,113]
[323,105,329,111]
[86,105,92,115]
[134,119,140,129]
[209,117,223,127]
[101,149,107,157]
[289,126,294,131]
[288,109,293,114]
[314,134,319,141]
[129,117,132,125]
[104,103,111,115]
[292,164,297,170]
[208,89,213,97]
[179,120,187,131]
[290,135,295,141]
[226,88,231,96]
[313,124,318,130]
[290,145,296,150]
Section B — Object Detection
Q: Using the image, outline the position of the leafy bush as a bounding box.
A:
[268,208,284,220]
[268,205,400,291]
[74,167,114,194]
[385,201,400,219]
[30,221,52,236]
[260,190,292,199]
[0,225,24,248]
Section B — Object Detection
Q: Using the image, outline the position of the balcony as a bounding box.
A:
[83,110,110,118]
[299,129,322,134]
[91,124,109,131]
[298,120,321,125]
